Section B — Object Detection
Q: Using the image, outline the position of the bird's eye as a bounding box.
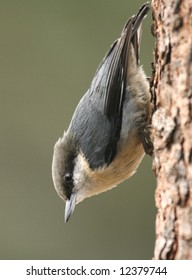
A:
[64,173,73,182]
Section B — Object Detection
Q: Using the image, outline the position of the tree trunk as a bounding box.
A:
[151,0,192,259]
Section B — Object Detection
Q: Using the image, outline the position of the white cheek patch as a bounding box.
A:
[73,153,92,190]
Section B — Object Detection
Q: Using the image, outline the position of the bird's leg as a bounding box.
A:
[140,125,153,156]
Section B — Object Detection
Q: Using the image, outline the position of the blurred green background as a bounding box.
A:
[0,0,155,259]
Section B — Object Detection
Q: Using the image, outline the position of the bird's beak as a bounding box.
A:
[65,193,76,223]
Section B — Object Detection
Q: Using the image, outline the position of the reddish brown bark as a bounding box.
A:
[151,0,192,259]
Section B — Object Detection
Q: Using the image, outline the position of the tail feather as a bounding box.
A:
[123,2,150,64]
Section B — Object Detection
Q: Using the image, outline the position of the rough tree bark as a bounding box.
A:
[151,0,192,259]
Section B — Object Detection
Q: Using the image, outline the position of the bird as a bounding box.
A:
[52,2,152,223]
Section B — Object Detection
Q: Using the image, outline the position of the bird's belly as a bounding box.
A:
[89,138,145,196]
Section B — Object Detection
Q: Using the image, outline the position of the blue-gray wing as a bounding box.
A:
[69,3,149,169]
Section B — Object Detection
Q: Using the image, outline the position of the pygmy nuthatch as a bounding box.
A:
[52,2,153,222]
